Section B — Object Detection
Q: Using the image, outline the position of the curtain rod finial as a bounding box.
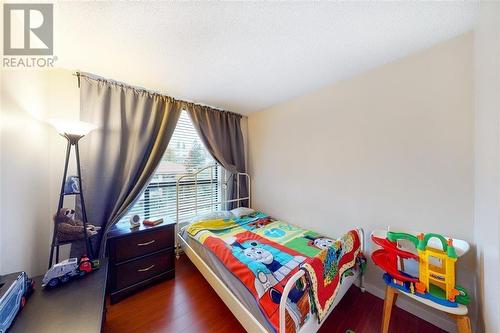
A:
[73,71,81,88]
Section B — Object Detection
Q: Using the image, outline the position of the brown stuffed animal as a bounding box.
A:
[55,208,101,242]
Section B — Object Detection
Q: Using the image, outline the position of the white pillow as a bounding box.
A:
[230,207,255,218]
[191,211,235,223]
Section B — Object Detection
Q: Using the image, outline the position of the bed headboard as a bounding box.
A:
[175,164,251,224]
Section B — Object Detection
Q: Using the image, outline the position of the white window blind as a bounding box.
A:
[121,111,223,224]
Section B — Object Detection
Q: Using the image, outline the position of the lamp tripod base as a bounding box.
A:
[48,135,95,268]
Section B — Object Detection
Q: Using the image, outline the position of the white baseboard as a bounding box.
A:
[363,282,458,333]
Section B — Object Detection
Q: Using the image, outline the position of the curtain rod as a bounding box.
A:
[72,71,243,118]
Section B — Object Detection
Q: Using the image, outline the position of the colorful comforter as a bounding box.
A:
[187,212,362,333]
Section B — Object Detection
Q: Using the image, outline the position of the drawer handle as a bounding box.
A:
[137,240,155,246]
[137,264,155,272]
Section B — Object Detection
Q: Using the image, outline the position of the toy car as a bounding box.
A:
[42,256,99,288]
[0,271,34,333]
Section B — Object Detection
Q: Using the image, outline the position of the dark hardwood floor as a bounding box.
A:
[104,256,446,333]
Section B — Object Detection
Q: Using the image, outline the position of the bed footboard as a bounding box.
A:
[281,227,365,333]
[356,227,366,292]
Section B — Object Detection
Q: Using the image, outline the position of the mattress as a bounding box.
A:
[180,226,276,332]
[180,213,363,333]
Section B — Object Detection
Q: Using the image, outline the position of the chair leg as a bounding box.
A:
[381,286,398,333]
[451,314,472,333]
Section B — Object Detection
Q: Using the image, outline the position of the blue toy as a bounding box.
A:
[0,271,34,332]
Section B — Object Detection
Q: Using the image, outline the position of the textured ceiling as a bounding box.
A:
[54,2,478,114]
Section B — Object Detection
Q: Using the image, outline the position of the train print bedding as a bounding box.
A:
[187,211,363,333]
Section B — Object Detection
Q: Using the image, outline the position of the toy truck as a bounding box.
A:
[0,272,34,333]
[42,256,99,288]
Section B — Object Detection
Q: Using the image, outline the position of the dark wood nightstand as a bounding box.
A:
[107,219,176,303]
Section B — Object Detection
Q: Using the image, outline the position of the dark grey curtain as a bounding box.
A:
[78,73,182,257]
[186,105,248,209]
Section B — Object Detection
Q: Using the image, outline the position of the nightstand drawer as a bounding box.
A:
[114,250,174,290]
[113,226,174,263]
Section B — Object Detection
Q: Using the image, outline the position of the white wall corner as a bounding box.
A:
[473,1,500,332]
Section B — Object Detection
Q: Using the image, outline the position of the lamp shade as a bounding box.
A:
[48,118,97,136]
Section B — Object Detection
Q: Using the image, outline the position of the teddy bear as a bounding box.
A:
[55,208,101,242]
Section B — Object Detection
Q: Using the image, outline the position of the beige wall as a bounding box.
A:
[248,33,474,332]
[0,69,79,276]
[1,70,51,276]
[473,2,500,332]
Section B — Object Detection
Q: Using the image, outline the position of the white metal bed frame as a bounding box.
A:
[176,165,365,333]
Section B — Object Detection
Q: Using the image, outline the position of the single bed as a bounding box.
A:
[176,166,365,333]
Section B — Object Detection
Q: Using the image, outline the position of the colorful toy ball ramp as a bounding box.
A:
[371,229,470,308]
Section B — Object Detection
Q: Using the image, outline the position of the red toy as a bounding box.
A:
[371,235,419,283]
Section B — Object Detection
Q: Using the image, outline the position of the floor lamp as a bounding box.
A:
[48,119,97,268]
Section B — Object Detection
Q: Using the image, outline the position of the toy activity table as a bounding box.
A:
[371,229,471,333]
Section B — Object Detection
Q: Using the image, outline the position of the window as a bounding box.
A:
[121,111,223,224]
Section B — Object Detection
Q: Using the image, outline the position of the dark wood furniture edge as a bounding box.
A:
[99,259,109,331]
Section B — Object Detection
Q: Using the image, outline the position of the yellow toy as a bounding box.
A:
[372,230,470,307]
[416,233,458,302]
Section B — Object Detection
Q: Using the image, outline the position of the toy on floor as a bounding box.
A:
[371,229,470,307]
[0,271,35,333]
[42,255,100,288]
